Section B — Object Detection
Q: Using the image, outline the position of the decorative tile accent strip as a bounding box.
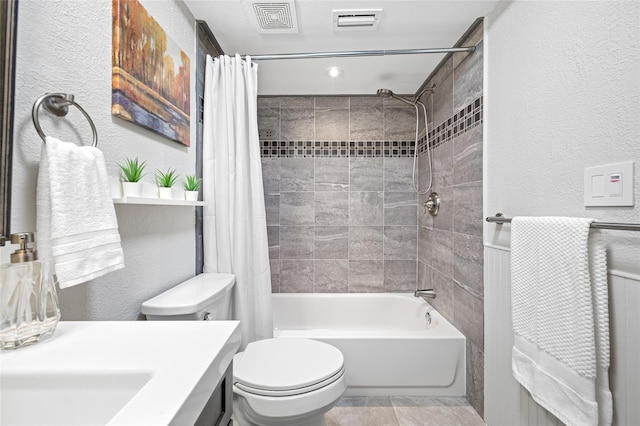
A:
[260,140,416,158]
[258,96,482,158]
[417,96,483,155]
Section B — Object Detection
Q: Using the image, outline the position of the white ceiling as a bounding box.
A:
[183,0,500,96]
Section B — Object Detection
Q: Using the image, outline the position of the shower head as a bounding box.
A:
[376,88,415,106]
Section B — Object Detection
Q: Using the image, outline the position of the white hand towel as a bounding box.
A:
[37,136,125,288]
[510,216,612,426]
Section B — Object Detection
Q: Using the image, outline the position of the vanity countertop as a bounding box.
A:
[0,320,241,426]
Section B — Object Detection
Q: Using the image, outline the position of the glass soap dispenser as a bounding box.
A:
[0,232,60,349]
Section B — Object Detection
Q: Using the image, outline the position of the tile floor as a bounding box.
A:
[325,396,485,426]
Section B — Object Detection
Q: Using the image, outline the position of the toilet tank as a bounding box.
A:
[141,273,235,321]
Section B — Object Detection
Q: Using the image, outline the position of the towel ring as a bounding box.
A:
[31,93,98,147]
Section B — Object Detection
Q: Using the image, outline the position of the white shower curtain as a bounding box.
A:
[203,54,273,349]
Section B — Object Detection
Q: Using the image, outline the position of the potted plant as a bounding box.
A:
[183,175,201,201]
[119,157,146,198]
[156,168,179,199]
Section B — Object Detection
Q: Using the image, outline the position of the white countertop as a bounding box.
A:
[0,321,241,426]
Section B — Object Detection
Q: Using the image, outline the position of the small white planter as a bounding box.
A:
[185,191,199,202]
[122,181,143,198]
[158,187,173,200]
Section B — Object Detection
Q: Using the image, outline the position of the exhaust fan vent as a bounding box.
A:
[333,9,382,32]
[245,1,299,33]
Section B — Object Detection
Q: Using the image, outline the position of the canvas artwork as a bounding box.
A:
[112,0,190,146]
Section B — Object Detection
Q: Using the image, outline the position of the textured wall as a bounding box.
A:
[484,1,640,424]
[416,23,484,417]
[258,96,420,293]
[8,0,197,320]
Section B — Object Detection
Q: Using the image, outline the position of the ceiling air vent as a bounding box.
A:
[245,1,299,34]
[332,9,382,32]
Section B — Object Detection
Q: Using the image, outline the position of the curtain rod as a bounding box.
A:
[245,46,475,61]
[486,214,640,232]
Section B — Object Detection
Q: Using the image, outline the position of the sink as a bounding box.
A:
[0,321,241,425]
[1,370,153,426]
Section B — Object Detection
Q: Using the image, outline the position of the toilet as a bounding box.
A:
[141,273,346,426]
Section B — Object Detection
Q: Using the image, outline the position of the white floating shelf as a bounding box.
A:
[113,197,205,206]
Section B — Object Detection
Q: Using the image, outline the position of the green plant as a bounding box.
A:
[156,168,179,188]
[183,175,201,191]
[119,157,146,182]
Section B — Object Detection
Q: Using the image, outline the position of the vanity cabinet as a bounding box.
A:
[195,363,233,426]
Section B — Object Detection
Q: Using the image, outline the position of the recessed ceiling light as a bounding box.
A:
[326,66,343,78]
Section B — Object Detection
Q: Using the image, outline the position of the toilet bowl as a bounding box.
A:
[141,273,346,426]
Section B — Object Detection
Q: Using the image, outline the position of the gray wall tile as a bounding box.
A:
[349,226,383,260]
[466,340,484,418]
[281,107,314,140]
[265,194,280,225]
[280,226,314,259]
[432,185,453,231]
[280,158,314,191]
[429,267,455,320]
[280,192,314,226]
[315,226,348,259]
[453,181,483,237]
[384,158,414,191]
[270,259,280,293]
[453,125,483,185]
[384,106,416,141]
[453,41,483,112]
[350,192,384,226]
[261,158,280,193]
[280,96,313,108]
[384,192,417,226]
[384,260,416,291]
[350,158,383,191]
[418,226,432,265]
[432,142,454,189]
[257,105,280,141]
[280,260,314,293]
[315,260,348,292]
[432,57,454,126]
[383,226,417,260]
[453,233,484,295]
[349,260,384,292]
[432,229,453,277]
[315,158,349,191]
[316,96,349,109]
[257,97,281,108]
[316,108,349,141]
[315,192,349,226]
[453,282,484,349]
[267,225,279,260]
[350,101,384,141]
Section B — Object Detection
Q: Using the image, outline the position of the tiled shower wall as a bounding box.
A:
[258,96,420,293]
[416,23,484,417]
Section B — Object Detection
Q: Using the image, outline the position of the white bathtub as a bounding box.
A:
[272,293,466,396]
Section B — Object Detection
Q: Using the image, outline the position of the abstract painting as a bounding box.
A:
[112,0,190,146]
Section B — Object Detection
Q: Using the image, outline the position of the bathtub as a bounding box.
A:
[272,293,465,396]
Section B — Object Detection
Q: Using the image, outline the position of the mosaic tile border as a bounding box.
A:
[260,140,415,158]
[418,96,483,155]
[259,96,482,158]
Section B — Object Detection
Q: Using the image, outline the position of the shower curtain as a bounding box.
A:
[203,54,273,349]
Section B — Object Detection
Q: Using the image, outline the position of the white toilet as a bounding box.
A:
[141,273,346,426]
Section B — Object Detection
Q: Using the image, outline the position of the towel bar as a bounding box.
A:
[32,93,98,147]
[486,213,640,232]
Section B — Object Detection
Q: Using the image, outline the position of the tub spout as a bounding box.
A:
[414,289,436,300]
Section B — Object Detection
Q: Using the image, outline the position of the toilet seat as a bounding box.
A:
[233,338,345,397]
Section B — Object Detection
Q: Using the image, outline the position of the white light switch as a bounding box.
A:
[584,161,635,206]
[591,175,605,197]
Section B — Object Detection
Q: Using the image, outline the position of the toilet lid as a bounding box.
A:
[233,338,344,394]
